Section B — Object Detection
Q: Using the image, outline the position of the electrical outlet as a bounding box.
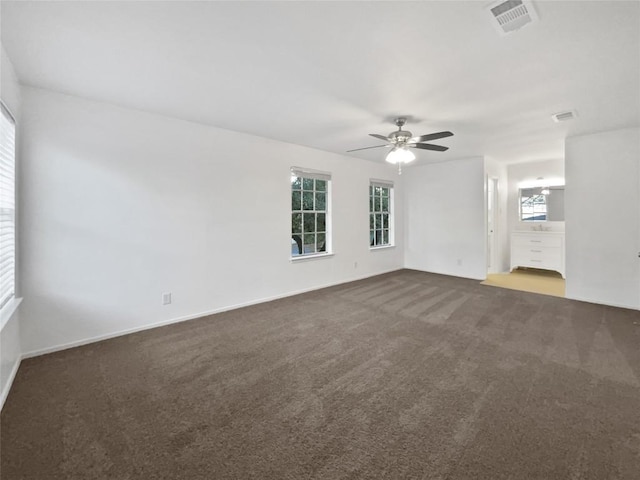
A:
[162,292,172,305]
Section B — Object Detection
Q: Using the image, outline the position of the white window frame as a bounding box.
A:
[369,179,394,249]
[0,101,16,313]
[290,167,332,260]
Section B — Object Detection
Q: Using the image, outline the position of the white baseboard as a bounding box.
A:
[0,354,22,411]
[564,293,639,311]
[22,268,403,359]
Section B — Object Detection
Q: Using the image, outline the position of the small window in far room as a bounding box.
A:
[370,180,393,248]
[291,168,331,258]
[520,187,547,221]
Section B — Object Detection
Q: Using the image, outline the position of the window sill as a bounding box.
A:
[290,252,334,262]
[0,297,22,332]
[370,245,395,251]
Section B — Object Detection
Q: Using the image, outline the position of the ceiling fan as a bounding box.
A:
[347,117,453,174]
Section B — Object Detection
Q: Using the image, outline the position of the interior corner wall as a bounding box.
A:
[565,127,640,310]
[0,43,22,409]
[404,156,486,280]
[19,87,404,356]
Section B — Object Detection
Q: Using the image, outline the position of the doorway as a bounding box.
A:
[487,177,499,274]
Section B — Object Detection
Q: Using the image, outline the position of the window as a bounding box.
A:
[370,180,393,247]
[0,102,16,310]
[520,186,565,222]
[291,168,331,257]
[519,187,547,221]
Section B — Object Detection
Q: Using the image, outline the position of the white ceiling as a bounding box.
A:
[2,0,639,165]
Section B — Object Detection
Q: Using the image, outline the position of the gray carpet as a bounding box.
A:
[2,269,639,479]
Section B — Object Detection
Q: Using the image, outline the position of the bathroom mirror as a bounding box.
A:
[519,186,565,222]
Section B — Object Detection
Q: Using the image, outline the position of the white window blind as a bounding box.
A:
[0,102,16,310]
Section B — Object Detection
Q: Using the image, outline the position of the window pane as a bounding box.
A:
[375,186,382,196]
[292,213,302,234]
[291,176,301,190]
[369,185,373,195]
[382,187,389,197]
[383,229,389,244]
[317,233,326,251]
[370,214,375,229]
[315,192,326,211]
[381,196,389,211]
[303,178,314,190]
[374,196,381,212]
[315,179,326,192]
[303,213,315,233]
[303,191,314,210]
[292,191,301,211]
[375,229,383,245]
[369,195,374,212]
[317,213,326,232]
[370,230,375,246]
[291,235,303,256]
[377,214,383,229]
[303,233,315,253]
[521,193,548,223]
[382,213,389,228]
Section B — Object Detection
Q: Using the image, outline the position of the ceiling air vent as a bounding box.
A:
[552,111,577,123]
[487,0,538,35]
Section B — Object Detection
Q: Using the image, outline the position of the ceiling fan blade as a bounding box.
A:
[410,131,454,143]
[346,144,390,153]
[369,134,390,142]
[410,143,449,152]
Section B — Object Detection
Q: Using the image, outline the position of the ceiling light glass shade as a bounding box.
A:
[385,147,416,164]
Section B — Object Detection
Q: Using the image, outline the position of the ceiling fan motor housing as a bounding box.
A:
[390,118,412,145]
[389,130,413,145]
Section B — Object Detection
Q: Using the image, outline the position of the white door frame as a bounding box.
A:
[487,176,500,274]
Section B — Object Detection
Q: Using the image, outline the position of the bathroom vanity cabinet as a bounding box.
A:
[510,232,565,278]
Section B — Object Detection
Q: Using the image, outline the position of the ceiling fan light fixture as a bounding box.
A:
[385,147,415,164]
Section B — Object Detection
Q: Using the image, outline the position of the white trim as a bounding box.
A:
[290,166,331,181]
[370,245,395,251]
[370,178,394,188]
[22,267,403,359]
[0,353,21,411]
[0,297,22,332]
[290,252,334,262]
[0,99,16,123]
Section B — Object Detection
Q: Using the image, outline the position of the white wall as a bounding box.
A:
[404,157,487,280]
[0,44,22,409]
[19,87,404,356]
[565,127,640,310]
[507,159,565,236]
